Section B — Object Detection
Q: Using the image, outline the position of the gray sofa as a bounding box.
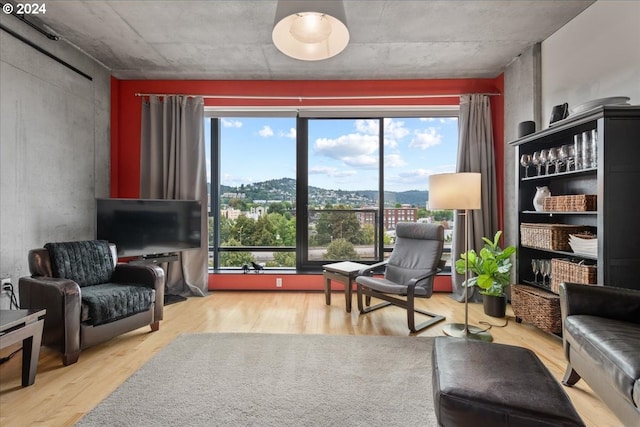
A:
[559,282,640,427]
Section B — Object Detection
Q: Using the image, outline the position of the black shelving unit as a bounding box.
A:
[511,105,640,291]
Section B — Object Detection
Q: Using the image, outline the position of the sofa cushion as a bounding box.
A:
[564,315,640,408]
[81,283,154,326]
[45,240,114,287]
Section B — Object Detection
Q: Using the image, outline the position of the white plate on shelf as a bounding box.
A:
[570,96,630,115]
[569,235,598,257]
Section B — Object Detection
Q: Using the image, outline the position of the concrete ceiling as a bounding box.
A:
[27,0,594,80]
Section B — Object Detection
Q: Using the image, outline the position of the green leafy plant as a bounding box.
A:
[454,231,516,297]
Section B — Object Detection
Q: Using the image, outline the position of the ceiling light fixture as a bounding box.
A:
[272,0,349,61]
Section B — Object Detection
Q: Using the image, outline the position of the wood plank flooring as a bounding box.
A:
[0,291,622,427]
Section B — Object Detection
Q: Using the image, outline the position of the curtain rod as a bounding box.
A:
[135,93,500,100]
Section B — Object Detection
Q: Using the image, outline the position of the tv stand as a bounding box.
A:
[127,253,186,306]
[129,253,179,265]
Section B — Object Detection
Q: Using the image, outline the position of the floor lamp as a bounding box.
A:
[428,173,492,342]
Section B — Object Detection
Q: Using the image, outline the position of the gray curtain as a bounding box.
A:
[140,95,207,297]
[451,94,499,302]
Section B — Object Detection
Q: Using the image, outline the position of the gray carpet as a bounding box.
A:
[77,333,438,426]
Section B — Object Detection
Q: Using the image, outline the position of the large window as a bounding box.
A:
[206,111,458,272]
[206,116,297,269]
[304,118,380,265]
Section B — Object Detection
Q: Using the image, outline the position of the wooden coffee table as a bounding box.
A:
[323,261,369,313]
[0,309,46,387]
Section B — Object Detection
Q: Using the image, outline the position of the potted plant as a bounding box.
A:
[455,230,516,317]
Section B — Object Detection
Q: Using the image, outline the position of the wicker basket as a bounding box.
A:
[550,258,597,294]
[543,194,597,212]
[512,284,561,334]
[520,223,587,251]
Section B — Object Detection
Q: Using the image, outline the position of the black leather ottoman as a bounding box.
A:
[432,337,584,427]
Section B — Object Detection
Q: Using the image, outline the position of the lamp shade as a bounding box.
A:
[428,173,482,210]
[272,0,349,61]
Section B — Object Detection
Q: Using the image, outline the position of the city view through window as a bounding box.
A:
[205,114,458,270]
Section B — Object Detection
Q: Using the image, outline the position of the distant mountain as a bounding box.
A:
[356,190,429,207]
[216,178,428,207]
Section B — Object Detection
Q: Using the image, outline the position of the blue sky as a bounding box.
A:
[205,116,458,192]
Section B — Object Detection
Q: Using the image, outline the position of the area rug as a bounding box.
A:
[77,333,438,427]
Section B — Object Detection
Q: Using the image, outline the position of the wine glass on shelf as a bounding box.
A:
[547,147,560,174]
[541,259,551,288]
[520,154,532,178]
[547,261,553,290]
[531,151,542,176]
[540,148,550,175]
[568,144,576,171]
[531,259,540,285]
[559,144,570,173]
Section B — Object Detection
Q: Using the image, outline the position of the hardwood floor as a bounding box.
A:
[0,291,622,426]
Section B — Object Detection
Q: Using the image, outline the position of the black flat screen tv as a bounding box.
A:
[96,198,202,258]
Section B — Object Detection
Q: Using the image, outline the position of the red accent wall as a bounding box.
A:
[208,272,452,292]
[491,74,505,231]
[110,78,505,291]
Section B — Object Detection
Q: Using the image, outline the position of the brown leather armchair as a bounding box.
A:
[19,240,164,365]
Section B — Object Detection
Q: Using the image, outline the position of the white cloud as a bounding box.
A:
[384,169,430,190]
[309,165,356,178]
[258,125,274,137]
[221,173,254,187]
[384,154,407,168]
[356,118,410,138]
[355,119,379,135]
[221,118,242,128]
[419,117,458,124]
[384,118,410,141]
[280,127,296,139]
[314,133,378,159]
[314,133,380,169]
[385,168,434,187]
[342,154,378,168]
[409,127,442,149]
[386,164,455,189]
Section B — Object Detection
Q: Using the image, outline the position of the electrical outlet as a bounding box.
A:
[1,277,11,289]
[276,278,283,288]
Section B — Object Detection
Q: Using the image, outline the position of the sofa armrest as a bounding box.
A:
[111,263,165,322]
[18,276,81,361]
[559,282,640,325]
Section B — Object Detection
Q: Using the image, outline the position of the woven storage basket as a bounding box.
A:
[550,258,597,294]
[543,195,597,212]
[520,223,587,251]
[512,284,561,334]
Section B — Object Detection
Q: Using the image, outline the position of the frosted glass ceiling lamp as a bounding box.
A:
[428,173,492,342]
[272,0,349,61]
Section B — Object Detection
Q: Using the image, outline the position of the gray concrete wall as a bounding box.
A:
[503,44,541,260]
[0,12,111,305]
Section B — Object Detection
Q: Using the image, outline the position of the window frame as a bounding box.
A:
[206,107,459,273]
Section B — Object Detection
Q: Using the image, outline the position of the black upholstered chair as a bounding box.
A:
[559,282,640,427]
[19,240,164,365]
[356,222,445,333]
